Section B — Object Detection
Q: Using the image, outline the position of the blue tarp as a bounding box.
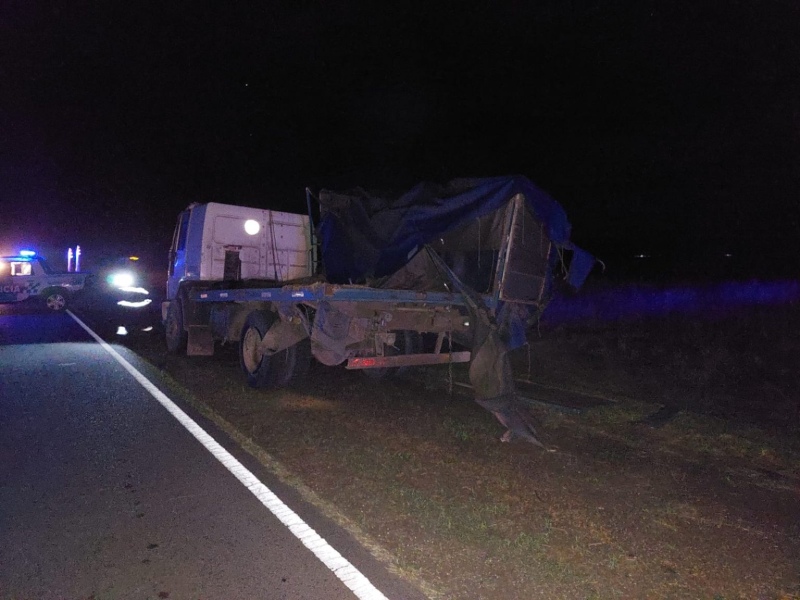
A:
[318,175,592,289]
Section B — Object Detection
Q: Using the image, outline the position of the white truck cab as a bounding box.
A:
[164,202,313,321]
[167,202,311,299]
[0,253,86,311]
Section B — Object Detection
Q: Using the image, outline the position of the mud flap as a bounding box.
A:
[259,319,309,355]
[310,300,353,366]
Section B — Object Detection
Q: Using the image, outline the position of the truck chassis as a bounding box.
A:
[168,278,478,389]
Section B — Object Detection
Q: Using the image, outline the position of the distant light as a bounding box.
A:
[19,249,36,257]
[724,253,733,258]
[244,219,260,235]
[117,298,152,308]
[109,271,135,288]
[142,326,153,332]
[116,326,128,336]
[128,256,140,261]
[634,254,650,259]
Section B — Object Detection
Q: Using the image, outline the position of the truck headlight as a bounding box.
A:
[108,271,135,288]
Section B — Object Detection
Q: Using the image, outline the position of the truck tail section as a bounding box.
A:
[165,177,596,445]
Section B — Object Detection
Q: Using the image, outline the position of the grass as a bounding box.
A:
[442,416,473,442]
[117,307,800,600]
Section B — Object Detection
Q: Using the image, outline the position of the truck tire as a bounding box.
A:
[363,330,422,380]
[240,311,309,389]
[165,299,187,353]
[288,338,312,385]
[42,288,69,311]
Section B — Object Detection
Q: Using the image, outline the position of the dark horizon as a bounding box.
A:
[2,2,799,281]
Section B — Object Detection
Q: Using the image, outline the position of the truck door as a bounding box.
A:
[167,210,191,300]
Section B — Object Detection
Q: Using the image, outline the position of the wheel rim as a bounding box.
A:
[241,326,263,375]
[47,294,65,310]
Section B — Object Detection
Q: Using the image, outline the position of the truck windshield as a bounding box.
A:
[176,212,190,252]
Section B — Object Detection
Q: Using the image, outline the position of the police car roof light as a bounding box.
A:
[19,250,36,257]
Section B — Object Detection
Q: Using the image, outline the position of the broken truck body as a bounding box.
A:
[163,176,594,442]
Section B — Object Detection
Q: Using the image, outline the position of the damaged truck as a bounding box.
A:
[163,176,595,443]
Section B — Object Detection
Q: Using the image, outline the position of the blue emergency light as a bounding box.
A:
[19,249,36,257]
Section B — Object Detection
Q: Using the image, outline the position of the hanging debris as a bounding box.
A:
[315,176,595,444]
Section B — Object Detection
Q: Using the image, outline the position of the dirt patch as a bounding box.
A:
[121,303,800,600]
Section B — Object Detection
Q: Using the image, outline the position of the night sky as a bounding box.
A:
[2,2,799,280]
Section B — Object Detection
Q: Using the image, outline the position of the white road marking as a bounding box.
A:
[67,310,390,600]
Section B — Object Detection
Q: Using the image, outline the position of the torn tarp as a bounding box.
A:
[566,246,596,289]
[470,320,545,447]
[317,175,594,290]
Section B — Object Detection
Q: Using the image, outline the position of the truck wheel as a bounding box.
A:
[165,299,187,353]
[240,311,307,389]
[43,289,68,311]
[363,330,422,380]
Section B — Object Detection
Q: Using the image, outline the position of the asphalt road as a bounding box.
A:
[0,307,427,600]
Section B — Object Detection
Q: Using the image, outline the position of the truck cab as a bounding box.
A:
[163,202,313,351]
[0,252,86,311]
[167,202,312,296]
[166,202,312,302]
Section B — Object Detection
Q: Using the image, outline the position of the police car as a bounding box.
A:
[0,251,87,311]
